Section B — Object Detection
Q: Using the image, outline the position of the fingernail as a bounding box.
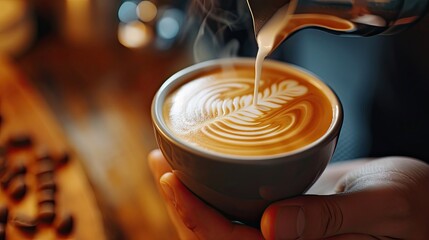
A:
[275,206,305,239]
[160,181,176,207]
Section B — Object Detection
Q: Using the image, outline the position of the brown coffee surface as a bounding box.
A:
[163,64,334,156]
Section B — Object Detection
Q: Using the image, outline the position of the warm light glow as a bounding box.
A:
[65,0,92,43]
[0,0,34,56]
[118,1,138,23]
[137,1,157,22]
[118,21,152,48]
[0,0,26,26]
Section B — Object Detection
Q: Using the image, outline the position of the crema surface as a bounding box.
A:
[163,65,333,156]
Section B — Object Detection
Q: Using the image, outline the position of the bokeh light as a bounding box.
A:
[118,1,138,23]
[137,1,157,23]
[156,8,183,40]
[118,21,152,48]
[117,1,185,50]
[157,17,179,40]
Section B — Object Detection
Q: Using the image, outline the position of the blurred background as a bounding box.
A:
[1,0,194,239]
[1,0,428,239]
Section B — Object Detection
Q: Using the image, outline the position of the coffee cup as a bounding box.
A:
[151,58,343,224]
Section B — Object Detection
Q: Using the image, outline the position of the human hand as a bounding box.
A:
[148,149,429,240]
[262,157,429,240]
[148,149,263,240]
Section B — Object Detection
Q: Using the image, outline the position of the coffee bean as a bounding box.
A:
[56,213,74,236]
[35,158,55,175]
[11,214,37,234]
[37,174,57,192]
[38,181,57,192]
[7,135,33,149]
[1,164,26,190]
[0,170,14,190]
[8,176,27,201]
[0,204,8,223]
[36,171,54,180]
[35,148,53,162]
[12,162,27,176]
[56,152,71,168]
[38,202,56,224]
[37,188,56,205]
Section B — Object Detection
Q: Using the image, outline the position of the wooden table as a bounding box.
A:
[13,33,192,239]
[0,56,107,240]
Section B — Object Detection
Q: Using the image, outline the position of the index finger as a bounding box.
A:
[148,149,172,181]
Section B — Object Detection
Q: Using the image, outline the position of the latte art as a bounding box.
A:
[164,66,333,156]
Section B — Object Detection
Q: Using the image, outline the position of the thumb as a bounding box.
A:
[261,189,401,239]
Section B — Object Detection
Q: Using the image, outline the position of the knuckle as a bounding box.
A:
[319,198,344,237]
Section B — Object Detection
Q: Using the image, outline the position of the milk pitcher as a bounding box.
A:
[248,0,429,40]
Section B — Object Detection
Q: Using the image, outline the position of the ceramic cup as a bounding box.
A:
[152,58,343,224]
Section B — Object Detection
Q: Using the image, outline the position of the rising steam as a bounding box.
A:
[187,0,253,62]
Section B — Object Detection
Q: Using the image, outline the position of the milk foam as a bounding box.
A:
[164,67,333,156]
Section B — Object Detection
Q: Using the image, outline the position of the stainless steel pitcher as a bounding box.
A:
[248,0,429,36]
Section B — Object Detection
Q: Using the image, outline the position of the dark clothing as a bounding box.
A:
[370,14,429,161]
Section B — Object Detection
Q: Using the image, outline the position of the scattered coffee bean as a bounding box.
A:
[38,181,57,192]
[37,174,57,192]
[7,135,33,149]
[35,148,53,162]
[0,223,5,240]
[8,175,27,201]
[36,170,54,180]
[56,213,74,236]
[38,202,56,224]
[11,214,37,234]
[56,152,71,168]
[12,162,27,176]
[0,170,14,190]
[36,158,55,175]
[1,125,78,236]
[0,205,8,223]
[1,163,27,190]
[37,188,56,205]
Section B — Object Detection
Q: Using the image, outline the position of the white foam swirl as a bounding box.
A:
[166,75,323,155]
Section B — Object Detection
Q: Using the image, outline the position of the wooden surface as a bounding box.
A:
[0,56,106,239]
[11,31,192,240]
[0,0,196,238]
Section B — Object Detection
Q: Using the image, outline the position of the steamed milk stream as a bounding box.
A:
[253,1,297,105]
[253,1,355,104]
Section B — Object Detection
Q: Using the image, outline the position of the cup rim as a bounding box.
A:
[152,57,343,163]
